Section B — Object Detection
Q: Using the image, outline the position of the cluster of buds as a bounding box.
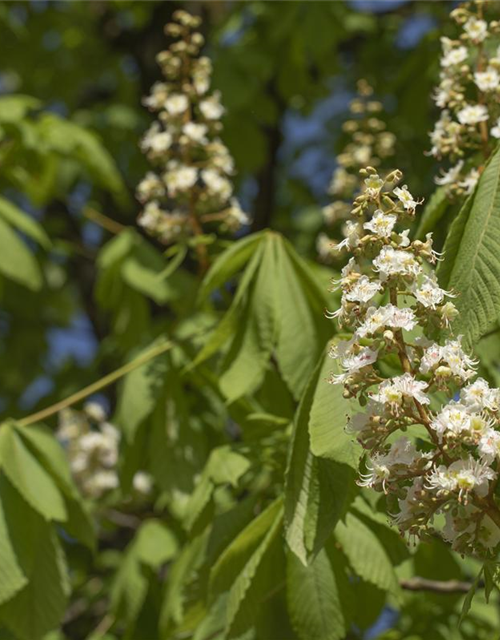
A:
[317,80,396,263]
[57,402,152,500]
[137,10,248,252]
[430,0,500,198]
[328,166,500,557]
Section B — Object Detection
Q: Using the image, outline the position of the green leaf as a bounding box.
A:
[160,532,208,634]
[224,502,284,637]
[192,241,265,371]
[15,424,77,498]
[0,424,66,522]
[284,352,357,565]
[459,566,483,625]
[334,512,400,598]
[183,474,214,534]
[209,447,251,487]
[210,499,283,598]
[199,231,266,300]
[0,95,41,123]
[219,289,273,402]
[0,196,50,249]
[0,476,69,640]
[111,545,149,627]
[0,498,28,607]
[438,144,500,346]
[275,238,331,399]
[112,520,178,627]
[0,217,42,290]
[38,113,128,205]
[15,423,95,549]
[183,447,251,532]
[286,548,349,640]
[351,497,409,567]
[309,341,360,467]
[97,229,136,271]
[115,343,169,441]
[121,237,177,304]
[415,186,449,239]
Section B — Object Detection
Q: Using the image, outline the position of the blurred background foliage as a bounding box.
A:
[1,2,499,640]
[0,0,452,417]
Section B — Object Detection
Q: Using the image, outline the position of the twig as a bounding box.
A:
[400,577,477,593]
[17,338,175,426]
[90,613,115,638]
[104,509,142,529]
[83,207,126,235]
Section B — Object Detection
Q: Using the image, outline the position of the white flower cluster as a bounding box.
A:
[137,10,248,247]
[318,80,396,263]
[430,0,500,198]
[57,402,152,500]
[328,166,500,557]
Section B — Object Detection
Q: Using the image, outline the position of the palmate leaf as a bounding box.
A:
[0,421,94,637]
[114,340,169,442]
[0,476,69,640]
[111,520,178,629]
[199,231,266,299]
[183,446,250,533]
[334,512,400,600]
[17,423,95,550]
[284,346,358,565]
[0,499,27,607]
[196,230,331,402]
[308,342,360,466]
[0,95,41,123]
[438,144,500,347]
[0,217,42,291]
[0,196,50,249]
[223,501,284,638]
[37,113,128,205]
[0,423,66,522]
[287,548,351,640]
[275,237,330,400]
[160,532,208,635]
[210,499,283,599]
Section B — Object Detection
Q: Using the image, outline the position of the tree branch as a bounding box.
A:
[400,577,477,593]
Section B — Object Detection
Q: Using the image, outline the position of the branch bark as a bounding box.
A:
[400,577,476,593]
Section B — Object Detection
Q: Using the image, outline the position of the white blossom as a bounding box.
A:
[393,185,418,211]
[441,46,468,68]
[183,122,208,143]
[199,93,225,120]
[464,17,488,43]
[164,165,198,196]
[164,93,189,115]
[371,373,429,408]
[474,67,500,92]
[337,221,361,251]
[459,168,480,195]
[457,103,489,125]
[372,246,421,279]
[461,378,499,412]
[363,210,397,238]
[491,117,500,139]
[413,275,454,309]
[344,275,382,303]
[428,458,494,501]
[435,161,464,186]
